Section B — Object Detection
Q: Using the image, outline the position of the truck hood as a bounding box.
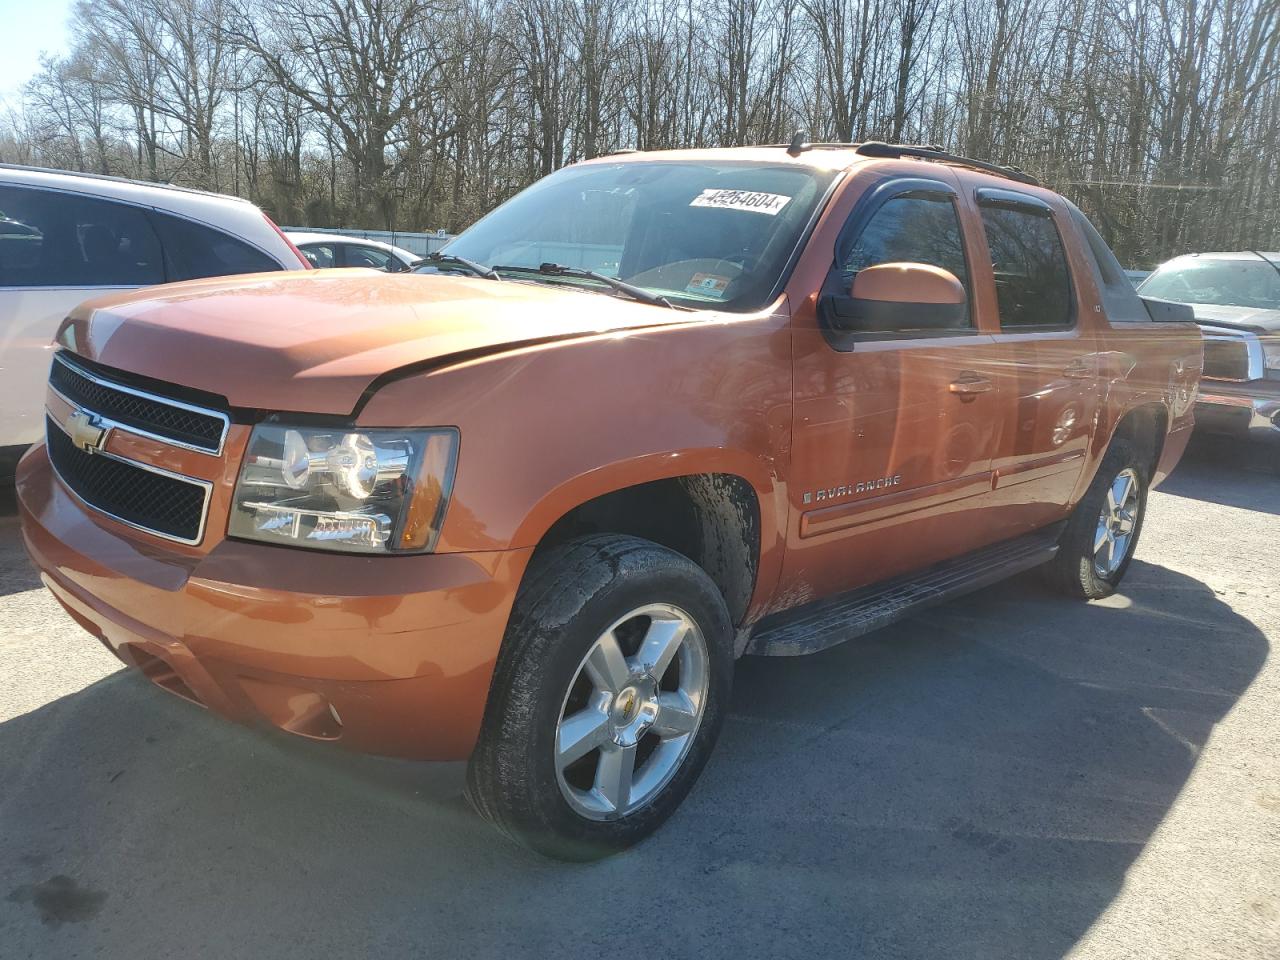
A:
[60,269,697,414]
[1185,303,1280,334]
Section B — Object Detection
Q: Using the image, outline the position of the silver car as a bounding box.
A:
[1139,251,1280,445]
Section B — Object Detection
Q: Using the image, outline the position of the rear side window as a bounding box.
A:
[0,185,163,288]
[1067,202,1149,322]
[151,212,281,280]
[979,202,1073,328]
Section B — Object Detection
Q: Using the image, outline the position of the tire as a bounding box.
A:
[465,534,734,860]
[1044,437,1148,600]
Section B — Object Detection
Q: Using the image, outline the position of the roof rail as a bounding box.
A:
[854,141,1040,186]
[0,162,253,200]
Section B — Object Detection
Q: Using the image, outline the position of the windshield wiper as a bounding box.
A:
[414,252,501,281]
[1250,249,1280,282]
[492,262,676,308]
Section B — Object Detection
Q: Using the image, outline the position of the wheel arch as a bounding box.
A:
[519,465,769,629]
[1086,401,1169,490]
[1108,402,1169,480]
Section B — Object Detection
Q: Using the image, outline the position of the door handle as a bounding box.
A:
[948,373,994,400]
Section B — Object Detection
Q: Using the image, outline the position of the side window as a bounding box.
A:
[0,185,163,288]
[1067,202,1149,323]
[978,202,1073,328]
[150,212,282,281]
[344,245,394,270]
[301,243,337,268]
[836,193,972,330]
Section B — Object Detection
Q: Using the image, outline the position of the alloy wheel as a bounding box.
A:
[554,603,709,820]
[1093,467,1140,577]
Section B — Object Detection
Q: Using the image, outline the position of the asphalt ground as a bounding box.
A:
[1,437,1277,959]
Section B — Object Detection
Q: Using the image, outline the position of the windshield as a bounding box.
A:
[1140,257,1280,310]
[427,161,838,311]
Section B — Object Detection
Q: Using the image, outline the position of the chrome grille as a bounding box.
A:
[46,416,211,544]
[50,353,229,454]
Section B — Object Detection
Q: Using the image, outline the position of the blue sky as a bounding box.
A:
[0,0,72,107]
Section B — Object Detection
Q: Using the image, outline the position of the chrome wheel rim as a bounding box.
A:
[1094,467,1139,577]
[554,603,709,821]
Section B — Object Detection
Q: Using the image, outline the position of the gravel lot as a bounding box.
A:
[1,438,1277,960]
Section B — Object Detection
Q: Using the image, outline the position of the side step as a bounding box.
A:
[745,525,1063,657]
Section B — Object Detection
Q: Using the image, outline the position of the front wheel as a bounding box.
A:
[465,534,733,860]
[1045,438,1148,599]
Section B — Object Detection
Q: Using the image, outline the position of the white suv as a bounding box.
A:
[0,165,309,478]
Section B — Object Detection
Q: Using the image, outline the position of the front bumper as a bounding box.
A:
[18,444,531,760]
[1195,385,1280,445]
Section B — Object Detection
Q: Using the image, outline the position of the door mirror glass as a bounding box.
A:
[825,262,967,333]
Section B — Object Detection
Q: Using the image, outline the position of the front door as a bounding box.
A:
[780,174,1005,605]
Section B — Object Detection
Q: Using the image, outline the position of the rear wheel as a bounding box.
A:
[465,534,733,860]
[1045,438,1148,599]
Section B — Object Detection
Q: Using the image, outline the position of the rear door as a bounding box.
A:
[0,184,165,448]
[782,173,1006,601]
[970,188,1100,532]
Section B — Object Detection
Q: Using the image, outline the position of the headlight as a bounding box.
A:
[229,423,458,554]
[1264,339,1280,376]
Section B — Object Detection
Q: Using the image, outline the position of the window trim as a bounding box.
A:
[821,176,978,350]
[0,180,287,289]
[975,189,1078,333]
[761,169,848,311]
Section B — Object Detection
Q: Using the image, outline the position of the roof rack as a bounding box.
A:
[853,141,1040,186]
[765,138,1040,186]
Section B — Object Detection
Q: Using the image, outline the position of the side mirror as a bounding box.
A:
[822,262,967,333]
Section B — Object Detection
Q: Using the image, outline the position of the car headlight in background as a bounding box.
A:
[230,424,458,553]
[1263,339,1280,377]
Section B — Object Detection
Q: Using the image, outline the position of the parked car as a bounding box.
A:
[0,165,310,481]
[17,142,1201,859]
[287,231,418,271]
[1139,251,1280,444]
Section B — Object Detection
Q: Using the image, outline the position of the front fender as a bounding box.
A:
[355,314,794,559]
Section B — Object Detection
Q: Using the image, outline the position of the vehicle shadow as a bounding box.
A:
[0,516,41,597]
[1157,435,1279,515]
[0,559,1266,959]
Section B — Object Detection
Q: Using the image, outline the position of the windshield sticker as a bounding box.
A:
[689,189,791,216]
[685,273,731,298]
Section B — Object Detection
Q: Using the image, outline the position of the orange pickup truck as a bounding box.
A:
[17,142,1201,858]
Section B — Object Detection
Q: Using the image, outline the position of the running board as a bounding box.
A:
[745,526,1063,657]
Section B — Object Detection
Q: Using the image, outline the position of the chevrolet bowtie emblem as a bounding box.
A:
[65,408,107,455]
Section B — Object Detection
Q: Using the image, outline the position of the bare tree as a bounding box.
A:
[5,0,1279,262]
